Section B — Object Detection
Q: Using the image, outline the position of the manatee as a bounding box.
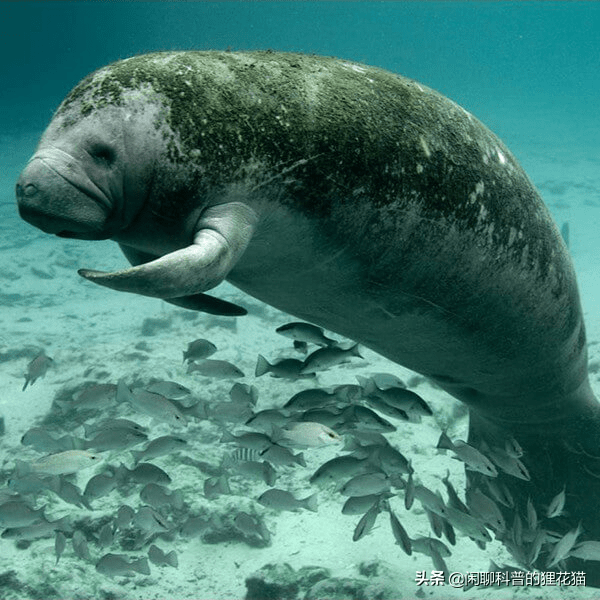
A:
[15,51,600,581]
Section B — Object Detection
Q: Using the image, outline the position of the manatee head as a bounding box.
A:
[16,71,160,241]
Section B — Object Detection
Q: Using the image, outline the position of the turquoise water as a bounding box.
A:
[1,3,600,599]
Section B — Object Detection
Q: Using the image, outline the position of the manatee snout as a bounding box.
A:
[16,152,114,240]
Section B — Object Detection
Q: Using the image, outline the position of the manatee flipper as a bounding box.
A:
[78,202,257,303]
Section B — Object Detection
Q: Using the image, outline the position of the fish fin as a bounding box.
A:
[255,355,271,377]
[296,452,307,468]
[436,431,454,451]
[303,493,319,512]
[132,557,151,575]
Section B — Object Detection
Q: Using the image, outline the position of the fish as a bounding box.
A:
[53,477,91,509]
[300,343,363,374]
[233,512,271,544]
[230,382,259,406]
[182,338,217,363]
[148,544,178,568]
[220,430,274,453]
[83,418,147,438]
[568,540,600,562]
[55,530,66,563]
[146,380,191,398]
[98,523,114,548]
[115,505,135,530]
[441,470,469,513]
[299,407,344,429]
[225,459,277,486]
[140,483,184,510]
[404,471,415,510]
[387,505,412,555]
[20,428,65,453]
[410,536,451,558]
[413,484,447,516]
[340,472,391,497]
[133,506,170,534]
[258,488,318,512]
[275,322,337,347]
[245,409,291,432]
[546,486,566,518]
[526,496,538,530]
[368,444,413,476]
[0,500,45,528]
[486,446,530,480]
[72,530,92,562]
[466,488,505,533]
[260,445,306,467]
[283,388,337,411]
[70,383,117,409]
[547,523,582,568]
[7,473,53,495]
[208,400,254,423]
[275,422,341,448]
[187,359,244,379]
[361,373,406,390]
[85,427,148,451]
[114,462,171,485]
[131,435,188,463]
[363,396,409,422]
[504,436,523,458]
[342,431,389,451]
[359,376,431,417]
[255,355,313,380]
[129,388,187,426]
[339,405,396,433]
[342,493,393,515]
[310,455,373,487]
[83,472,118,501]
[436,432,498,477]
[96,553,151,577]
[204,474,230,499]
[442,506,492,543]
[353,500,381,541]
[16,450,102,476]
[22,351,53,391]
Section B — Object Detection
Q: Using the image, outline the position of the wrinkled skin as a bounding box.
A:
[16,51,600,583]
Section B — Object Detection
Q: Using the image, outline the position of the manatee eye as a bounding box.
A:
[89,144,115,165]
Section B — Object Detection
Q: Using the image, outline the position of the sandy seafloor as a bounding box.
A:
[1,120,600,600]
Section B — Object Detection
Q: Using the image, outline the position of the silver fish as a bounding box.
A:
[300,343,363,374]
[129,388,187,427]
[466,488,505,533]
[146,380,191,398]
[140,483,184,510]
[342,493,392,515]
[364,396,409,422]
[83,418,147,438]
[411,536,451,558]
[546,486,566,518]
[98,523,114,548]
[568,540,600,562]
[71,383,117,409]
[284,388,337,411]
[340,405,396,433]
[115,462,171,485]
[310,455,372,486]
[436,432,497,477]
[486,446,530,480]
[233,512,271,544]
[55,530,66,563]
[275,322,336,347]
[148,544,178,567]
[220,430,274,453]
[72,530,92,562]
[133,506,170,534]
[547,523,582,568]
[443,506,492,543]
[115,505,135,530]
[226,460,277,486]
[85,427,148,451]
[17,450,102,476]
[187,359,244,379]
[131,435,187,463]
[0,500,45,528]
[387,506,412,555]
[182,338,217,363]
[245,409,291,432]
[21,428,64,453]
[23,351,53,391]
[204,474,230,499]
[84,472,117,501]
[230,382,259,406]
[340,472,391,497]
[260,445,306,467]
[255,355,313,380]
[96,553,150,577]
[413,485,446,516]
[276,422,341,448]
[258,488,318,512]
[353,500,381,541]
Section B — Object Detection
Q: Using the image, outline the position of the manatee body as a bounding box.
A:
[16,51,600,579]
